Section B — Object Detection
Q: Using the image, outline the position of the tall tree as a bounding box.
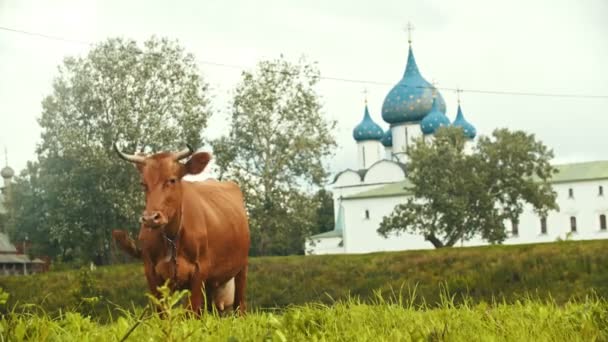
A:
[311,189,335,236]
[378,127,558,248]
[213,56,336,256]
[7,37,211,264]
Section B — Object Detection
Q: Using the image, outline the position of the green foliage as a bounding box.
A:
[2,240,608,323]
[213,56,337,256]
[378,127,558,248]
[0,297,607,341]
[0,287,8,306]
[6,36,212,264]
[311,189,335,236]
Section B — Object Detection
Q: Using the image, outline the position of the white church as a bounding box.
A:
[305,39,608,255]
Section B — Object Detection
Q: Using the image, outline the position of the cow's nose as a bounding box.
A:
[140,211,165,228]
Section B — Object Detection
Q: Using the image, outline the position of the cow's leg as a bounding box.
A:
[143,257,164,313]
[233,265,248,316]
[188,262,207,316]
[204,282,214,313]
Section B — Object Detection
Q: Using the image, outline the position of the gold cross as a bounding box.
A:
[404,22,415,44]
[362,88,369,104]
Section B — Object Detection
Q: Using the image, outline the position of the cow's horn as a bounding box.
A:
[174,144,194,161]
[113,143,145,164]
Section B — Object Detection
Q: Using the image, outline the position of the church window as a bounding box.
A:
[600,186,604,196]
[365,210,370,219]
[570,216,577,233]
[511,219,519,236]
[540,217,547,234]
[600,215,607,231]
[568,188,574,198]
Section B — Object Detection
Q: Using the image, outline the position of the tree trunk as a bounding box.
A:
[425,233,445,248]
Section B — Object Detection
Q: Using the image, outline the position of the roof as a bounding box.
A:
[332,160,407,185]
[549,160,608,184]
[420,96,451,135]
[381,129,393,147]
[381,45,446,124]
[309,230,343,239]
[0,254,31,263]
[0,233,17,253]
[344,179,413,199]
[344,160,608,200]
[452,104,477,139]
[353,104,384,142]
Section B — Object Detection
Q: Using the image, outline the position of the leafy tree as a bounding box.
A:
[6,163,63,259]
[378,127,558,248]
[7,37,211,264]
[213,56,336,256]
[311,189,335,236]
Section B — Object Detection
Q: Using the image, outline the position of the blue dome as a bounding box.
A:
[382,45,446,124]
[381,129,392,147]
[420,96,451,135]
[353,104,384,142]
[452,104,477,139]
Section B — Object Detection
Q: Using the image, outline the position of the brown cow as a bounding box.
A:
[111,144,250,315]
[112,229,236,315]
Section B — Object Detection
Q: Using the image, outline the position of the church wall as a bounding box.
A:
[364,161,406,184]
[331,183,391,224]
[341,195,431,253]
[391,123,423,164]
[304,237,343,255]
[445,179,608,248]
[333,171,361,188]
[384,146,393,160]
[357,140,383,169]
[320,179,608,255]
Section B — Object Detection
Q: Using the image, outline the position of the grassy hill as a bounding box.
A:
[1,239,607,321]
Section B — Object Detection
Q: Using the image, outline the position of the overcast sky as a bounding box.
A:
[1,0,607,181]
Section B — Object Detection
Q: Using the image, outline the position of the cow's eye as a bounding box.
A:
[167,178,177,185]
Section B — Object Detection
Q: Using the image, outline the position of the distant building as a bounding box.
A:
[0,152,45,275]
[305,36,608,255]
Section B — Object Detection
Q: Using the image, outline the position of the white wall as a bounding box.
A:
[333,170,361,188]
[391,123,423,163]
[364,161,406,184]
[341,195,431,253]
[305,237,344,255]
[384,146,393,160]
[357,140,383,169]
[309,178,608,255]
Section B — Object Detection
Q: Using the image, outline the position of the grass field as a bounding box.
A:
[2,292,607,341]
[2,239,608,321]
[1,239,608,340]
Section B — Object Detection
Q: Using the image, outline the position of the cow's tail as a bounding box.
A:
[112,229,142,259]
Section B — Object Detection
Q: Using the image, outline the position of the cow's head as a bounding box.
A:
[114,143,211,229]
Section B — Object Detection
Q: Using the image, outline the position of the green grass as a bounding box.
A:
[2,295,607,341]
[2,239,608,322]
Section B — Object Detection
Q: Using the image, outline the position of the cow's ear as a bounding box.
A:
[185,152,211,175]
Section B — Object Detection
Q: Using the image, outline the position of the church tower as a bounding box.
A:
[352,97,384,169]
[1,149,14,195]
[381,24,447,162]
[452,93,478,154]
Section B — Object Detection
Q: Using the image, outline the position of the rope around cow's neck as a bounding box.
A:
[162,200,184,288]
